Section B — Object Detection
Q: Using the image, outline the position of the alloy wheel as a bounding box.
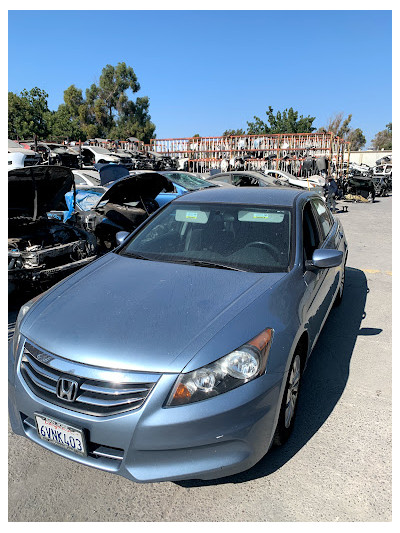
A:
[285,355,301,428]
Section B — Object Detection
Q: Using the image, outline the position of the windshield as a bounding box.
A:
[119,202,292,273]
[163,172,214,191]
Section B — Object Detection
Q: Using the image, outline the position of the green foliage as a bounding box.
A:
[8,63,156,143]
[247,106,316,134]
[372,123,392,150]
[8,87,50,139]
[347,128,366,151]
[320,112,366,150]
[320,112,353,138]
[222,129,245,136]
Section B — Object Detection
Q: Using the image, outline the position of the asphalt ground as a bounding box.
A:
[8,196,392,522]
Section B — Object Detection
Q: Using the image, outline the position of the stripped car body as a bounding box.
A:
[8,166,97,293]
[21,142,81,168]
[75,171,170,251]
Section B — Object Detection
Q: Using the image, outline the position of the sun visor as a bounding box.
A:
[175,209,210,223]
[238,210,285,223]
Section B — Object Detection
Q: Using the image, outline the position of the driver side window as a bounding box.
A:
[302,202,322,262]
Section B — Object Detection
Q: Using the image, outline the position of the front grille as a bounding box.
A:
[20,340,159,416]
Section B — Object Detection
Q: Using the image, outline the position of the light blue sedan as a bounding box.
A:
[9,187,347,482]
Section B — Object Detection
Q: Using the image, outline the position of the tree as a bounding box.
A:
[320,112,352,138]
[320,112,366,150]
[8,87,50,139]
[347,128,366,151]
[222,128,245,136]
[47,85,87,141]
[109,95,156,143]
[372,123,392,150]
[247,106,316,134]
[85,62,156,142]
[8,63,156,143]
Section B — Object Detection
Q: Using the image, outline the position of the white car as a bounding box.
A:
[8,139,41,170]
[77,146,123,167]
[263,169,326,190]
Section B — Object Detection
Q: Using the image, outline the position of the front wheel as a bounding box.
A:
[273,353,302,446]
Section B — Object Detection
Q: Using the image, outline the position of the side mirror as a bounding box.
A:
[307,249,343,269]
[116,231,129,246]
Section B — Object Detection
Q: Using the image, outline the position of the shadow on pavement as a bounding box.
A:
[176,266,371,487]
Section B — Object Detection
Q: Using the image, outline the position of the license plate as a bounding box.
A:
[35,414,87,456]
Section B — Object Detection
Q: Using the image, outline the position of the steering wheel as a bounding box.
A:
[244,241,281,262]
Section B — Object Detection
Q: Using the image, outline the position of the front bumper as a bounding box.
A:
[8,341,284,482]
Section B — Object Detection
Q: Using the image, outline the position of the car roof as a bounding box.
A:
[172,186,312,207]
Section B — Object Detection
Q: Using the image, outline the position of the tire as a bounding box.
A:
[273,353,302,446]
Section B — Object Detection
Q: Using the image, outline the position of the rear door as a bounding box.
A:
[310,197,346,327]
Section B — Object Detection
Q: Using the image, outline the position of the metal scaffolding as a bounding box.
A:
[150,133,350,176]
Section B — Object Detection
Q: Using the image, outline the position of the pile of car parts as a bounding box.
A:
[8,166,97,294]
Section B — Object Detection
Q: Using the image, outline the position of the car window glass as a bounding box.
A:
[303,202,321,261]
[163,173,212,191]
[212,175,231,184]
[231,175,252,187]
[119,203,292,274]
[311,198,332,240]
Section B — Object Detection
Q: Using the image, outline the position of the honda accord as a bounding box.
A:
[9,187,347,482]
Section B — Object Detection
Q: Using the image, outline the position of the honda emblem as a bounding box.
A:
[56,378,79,402]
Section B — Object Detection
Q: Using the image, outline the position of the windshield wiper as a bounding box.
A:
[121,252,151,261]
[170,258,246,272]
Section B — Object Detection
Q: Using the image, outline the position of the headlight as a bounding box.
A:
[12,293,42,356]
[166,328,273,406]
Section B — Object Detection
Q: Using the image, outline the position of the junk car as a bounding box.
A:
[8,166,97,294]
[8,139,41,170]
[207,170,325,197]
[23,142,81,168]
[74,171,170,252]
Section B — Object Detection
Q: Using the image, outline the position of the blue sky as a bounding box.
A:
[8,10,392,145]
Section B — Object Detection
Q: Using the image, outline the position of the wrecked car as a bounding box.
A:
[343,174,375,201]
[262,169,326,192]
[8,166,97,294]
[8,139,41,170]
[23,142,81,168]
[75,146,131,167]
[206,170,326,197]
[75,171,170,252]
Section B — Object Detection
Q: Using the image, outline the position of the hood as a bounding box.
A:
[21,253,285,373]
[9,165,74,219]
[95,172,170,205]
[94,163,130,185]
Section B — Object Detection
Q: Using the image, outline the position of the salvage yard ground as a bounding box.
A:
[8,196,392,522]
